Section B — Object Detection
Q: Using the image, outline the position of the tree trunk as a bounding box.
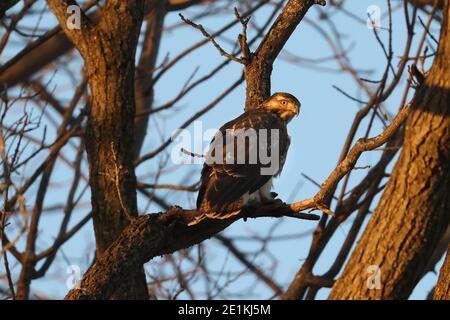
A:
[84,13,149,301]
[433,244,450,300]
[46,0,149,299]
[329,1,450,300]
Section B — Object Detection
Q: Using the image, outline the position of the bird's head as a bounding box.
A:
[260,92,301,122]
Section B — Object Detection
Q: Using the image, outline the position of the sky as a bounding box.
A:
[0,0,444,299]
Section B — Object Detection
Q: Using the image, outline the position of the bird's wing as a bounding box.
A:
[197,110,288,213]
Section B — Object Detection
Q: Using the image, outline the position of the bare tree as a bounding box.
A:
[0,0,448,300]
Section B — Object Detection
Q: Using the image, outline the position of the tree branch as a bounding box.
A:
[244,0,326,109]
[45,0,94,53]
[288,103,411,214]
[65,203,319,299]
[0,0,209,88]
[179,13,247,64]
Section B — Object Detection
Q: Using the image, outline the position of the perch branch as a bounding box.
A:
[65,203,319,299]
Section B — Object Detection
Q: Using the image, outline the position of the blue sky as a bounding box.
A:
[0,0,443,299]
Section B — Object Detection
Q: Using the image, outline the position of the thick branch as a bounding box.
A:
[45,0,94,54]
[244,0,326,109]
[65,204,319,299]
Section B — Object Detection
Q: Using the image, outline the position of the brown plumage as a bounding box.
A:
[190,92,300,226]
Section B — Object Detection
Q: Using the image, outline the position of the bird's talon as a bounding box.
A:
[261,197,283,206]
[273,198,284,205]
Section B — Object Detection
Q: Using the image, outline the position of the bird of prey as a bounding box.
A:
[191,92,300,226]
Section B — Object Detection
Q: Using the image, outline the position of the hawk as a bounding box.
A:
[190,92,300,225]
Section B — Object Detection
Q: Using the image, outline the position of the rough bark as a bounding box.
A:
[244,0,325,110]
[433,244,450,299]
[329,2,450,300]
[64,205,319,299]
[45,0,148,299]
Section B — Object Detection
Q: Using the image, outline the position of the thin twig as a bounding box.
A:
[179,13,246,64]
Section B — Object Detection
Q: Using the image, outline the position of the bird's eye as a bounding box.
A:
[281,101,287,105]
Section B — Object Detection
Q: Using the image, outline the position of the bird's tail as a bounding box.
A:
[188,210,241,226]
[187,213,207,226]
